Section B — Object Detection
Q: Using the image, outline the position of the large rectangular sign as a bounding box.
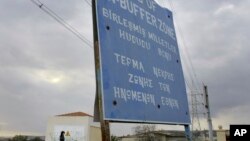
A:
[95,0,190,124]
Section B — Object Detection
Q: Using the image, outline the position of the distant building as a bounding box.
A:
[45,112,101,141]
[216,126,230,141]
[118,128,230,141]
[119,130,187,141]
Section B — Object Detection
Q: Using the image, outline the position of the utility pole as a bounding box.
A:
[191,89,205,141]
[204,85,213,141]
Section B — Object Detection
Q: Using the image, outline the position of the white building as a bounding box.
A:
[45,112,101,141]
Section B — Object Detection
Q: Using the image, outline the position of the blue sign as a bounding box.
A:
[95,0,190,124]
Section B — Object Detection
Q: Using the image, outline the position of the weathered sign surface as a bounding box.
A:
[95,0,190,124]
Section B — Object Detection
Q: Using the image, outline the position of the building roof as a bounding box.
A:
[56,112,93,117]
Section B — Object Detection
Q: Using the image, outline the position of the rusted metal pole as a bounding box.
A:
[92,0,111,140]
[184,125,192,141]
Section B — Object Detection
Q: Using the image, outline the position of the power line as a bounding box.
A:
[30,0,202,94]
[83,0,92,7]
[168,0,202,92]
[166,1,208,138]
[157,0,197,91]
[155,0,196,91]
[30,0,93,48]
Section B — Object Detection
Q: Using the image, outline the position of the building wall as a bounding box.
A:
[45,116,100,141]
[89,126,101,141]
[217,130,226,141]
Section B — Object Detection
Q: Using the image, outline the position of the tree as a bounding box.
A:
[8,135,28,141]
[111,135,119,141]
[30,137,43,141]
[133,125,156,141]
[134,125,156,134]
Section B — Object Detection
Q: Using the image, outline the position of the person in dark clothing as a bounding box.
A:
[60,131,65,141]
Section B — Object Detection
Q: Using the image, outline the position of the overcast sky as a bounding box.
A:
[0,0,250,136]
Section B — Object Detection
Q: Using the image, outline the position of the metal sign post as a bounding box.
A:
[185,124,192,141]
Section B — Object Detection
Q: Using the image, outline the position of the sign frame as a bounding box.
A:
[94,0,190,125]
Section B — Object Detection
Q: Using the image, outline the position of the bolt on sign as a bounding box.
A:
[94,0,190,124]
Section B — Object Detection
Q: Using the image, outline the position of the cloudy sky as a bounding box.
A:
[0,0,250,136]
